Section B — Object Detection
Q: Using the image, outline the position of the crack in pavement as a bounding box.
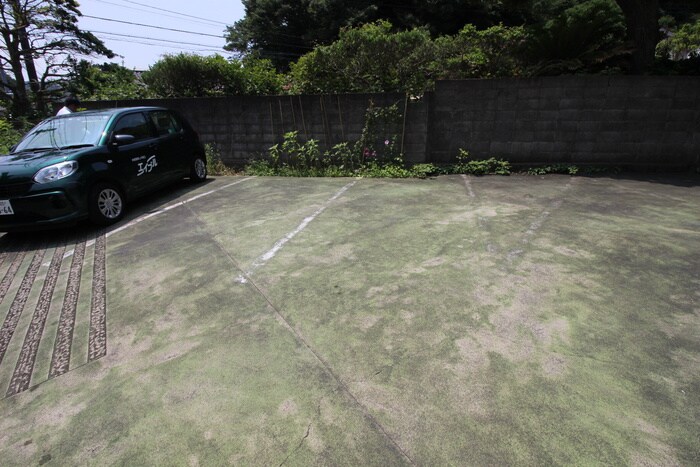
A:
[183,192,416,465]
[278,422,312,467]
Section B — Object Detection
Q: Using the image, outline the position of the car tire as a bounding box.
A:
[89,182,125,226]
[190,156,207,183]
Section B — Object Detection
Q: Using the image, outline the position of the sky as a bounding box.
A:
[77,0,246,70]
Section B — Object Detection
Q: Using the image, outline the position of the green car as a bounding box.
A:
[0,107,207,231]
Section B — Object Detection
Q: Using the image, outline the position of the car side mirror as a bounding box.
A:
[111,134,136,146]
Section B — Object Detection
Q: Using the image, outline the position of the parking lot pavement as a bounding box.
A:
[0,174,699,465]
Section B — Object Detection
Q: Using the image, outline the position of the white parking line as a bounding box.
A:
[461,174,475,198]
[58,177,254,262]
[105,177,254,240]
[237,180,357,283]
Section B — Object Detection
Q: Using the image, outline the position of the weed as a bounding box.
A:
[525,164,621,176]
[452,149,511,175]
[205,144,237,175]
[526,164,579,175]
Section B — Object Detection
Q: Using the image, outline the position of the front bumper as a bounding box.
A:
[0,189,87,232]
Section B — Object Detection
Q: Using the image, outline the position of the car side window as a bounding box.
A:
[150,111,182,137]
[112,113,153,141]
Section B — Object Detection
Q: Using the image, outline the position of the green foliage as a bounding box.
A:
[224,0,369,70]
[526,0,627,74]
[0,1,113,117]
[205,144,237,176]
[67,60,149,101]
[452,149,511,175]
[226,0,699,76]
[409,163,445,178]
[143,54,283,98]
[0,119,23,154]
[656,18,700,60]
[239,56,285,95]
[288,21,435,95]
[355,101,403,164]
[143,54,240,98]
[288,21,530,94]
[246,104,516,178]
[525,164,623,175]
[225,0,532,70]
[436,24,528,79]
[527,164,580,175]
[246,102,417,177]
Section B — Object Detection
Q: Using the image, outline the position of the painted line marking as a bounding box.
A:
[506,178,578,263]
[58,177,254,263]
[238,180,357,283]
[105,177,254,239]
[461,174,475,198]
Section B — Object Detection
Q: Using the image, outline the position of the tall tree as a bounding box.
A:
[615,0,660,73]
[0,0,113,118]
[225,0,530,70]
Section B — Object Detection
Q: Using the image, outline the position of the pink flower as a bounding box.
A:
[384,140,390,146]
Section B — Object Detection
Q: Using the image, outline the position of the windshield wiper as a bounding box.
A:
[60,144,94,150]
[12,147,55,153]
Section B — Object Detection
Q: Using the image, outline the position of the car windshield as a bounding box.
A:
[13,114,111,153]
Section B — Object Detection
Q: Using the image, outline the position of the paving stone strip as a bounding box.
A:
[88,232,107,362]
[6,242,66,397]
[0,244,46,366]
[49,236,87,379]
[0,231,110,397]
[0,246,27,305]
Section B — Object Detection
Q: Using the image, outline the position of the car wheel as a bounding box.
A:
[190,156,207,183]
[89,182,125,226]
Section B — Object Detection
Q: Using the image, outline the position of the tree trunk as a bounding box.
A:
[615,0,660,74]
[10,0,45,114]
[18,27,44,113]
[0,28,31,117]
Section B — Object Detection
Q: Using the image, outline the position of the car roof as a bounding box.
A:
[54,107,169,118]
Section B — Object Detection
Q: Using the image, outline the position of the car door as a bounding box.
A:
[109,112,161,196]
[148,110,190,181]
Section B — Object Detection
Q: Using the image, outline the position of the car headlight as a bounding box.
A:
[33,161,79,184]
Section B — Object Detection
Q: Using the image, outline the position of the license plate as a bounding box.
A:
[0,199,14,215]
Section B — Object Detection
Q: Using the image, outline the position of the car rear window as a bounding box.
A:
[150,111,182,136]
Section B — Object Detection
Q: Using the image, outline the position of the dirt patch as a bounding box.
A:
[542,354,567,377]
[456,259,571,382]
[311,244,356,266]
[306,424,325,453]
[358,315,381,331]
[278,398,298,416]
[35,398,87,428]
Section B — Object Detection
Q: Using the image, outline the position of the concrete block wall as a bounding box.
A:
[430,76,700,170]
[87,76,700,171]
[87,93,424,165]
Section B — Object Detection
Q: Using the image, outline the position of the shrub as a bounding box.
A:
[452,149,511,175]
[0,119,23,154]
[527,164,579,175]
